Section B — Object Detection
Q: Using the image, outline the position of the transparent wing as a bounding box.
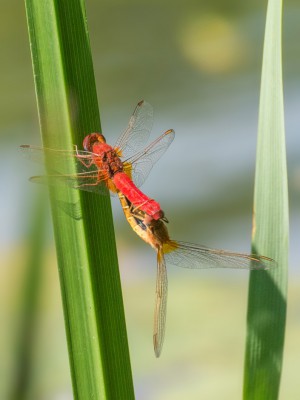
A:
[21,145,117,195]
[153,249,168,358]
[123,129,175,188]
[29,172,113,195]
[114,100,154,160]
[20,144,95,174]
[55,200,83,220]
[164,241,275,270]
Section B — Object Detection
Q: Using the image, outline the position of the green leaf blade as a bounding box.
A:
[243,0,288,398]
[24,1,134,398]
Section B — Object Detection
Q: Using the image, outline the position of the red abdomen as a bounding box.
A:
[113,172,163,220]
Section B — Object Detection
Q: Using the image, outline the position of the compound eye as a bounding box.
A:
[82,133,104,151]
[82,135,93,151]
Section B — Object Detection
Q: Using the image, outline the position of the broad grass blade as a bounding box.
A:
[243,0,288,398]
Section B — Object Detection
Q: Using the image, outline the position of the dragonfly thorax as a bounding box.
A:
[83,134,124,178]
[103,149,124,177]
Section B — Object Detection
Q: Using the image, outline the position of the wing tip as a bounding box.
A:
[165,128,175,136]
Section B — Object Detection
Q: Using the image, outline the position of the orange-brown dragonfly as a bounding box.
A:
[118,192,274,357]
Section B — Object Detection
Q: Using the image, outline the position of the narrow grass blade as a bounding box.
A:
[24,1,134,398]
[9,194,46,400]
[243,0,288,399]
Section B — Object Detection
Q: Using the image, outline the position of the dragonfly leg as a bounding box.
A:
[75,170,109,190]
[128,203,146,222]
[132,199,152,213]
[73,146,94,168]
[75,171,101,188]
[75,181,99,188]
[77,157,94,169]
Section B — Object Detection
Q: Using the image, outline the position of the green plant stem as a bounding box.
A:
[24,1,134,398]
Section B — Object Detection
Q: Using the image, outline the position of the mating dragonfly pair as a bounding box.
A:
[21,100,273,357]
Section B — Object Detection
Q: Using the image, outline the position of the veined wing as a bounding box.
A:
[29,171,113,195]
[21,145,116,195]
[114,100,154,160]
[123,129,175,188]
[153,249,168,358]
[164,241,275,270]
[20,144,96,175]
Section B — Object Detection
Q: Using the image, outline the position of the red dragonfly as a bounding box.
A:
[118,192,274,357]
[21,101,174,221]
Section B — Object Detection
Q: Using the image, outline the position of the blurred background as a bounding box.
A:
[1,0,300,398]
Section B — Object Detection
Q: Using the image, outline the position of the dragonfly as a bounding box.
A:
[20,101,174,222]
[118,192,274,357]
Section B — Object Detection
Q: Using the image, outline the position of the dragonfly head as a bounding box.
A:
[83,133,106,151]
